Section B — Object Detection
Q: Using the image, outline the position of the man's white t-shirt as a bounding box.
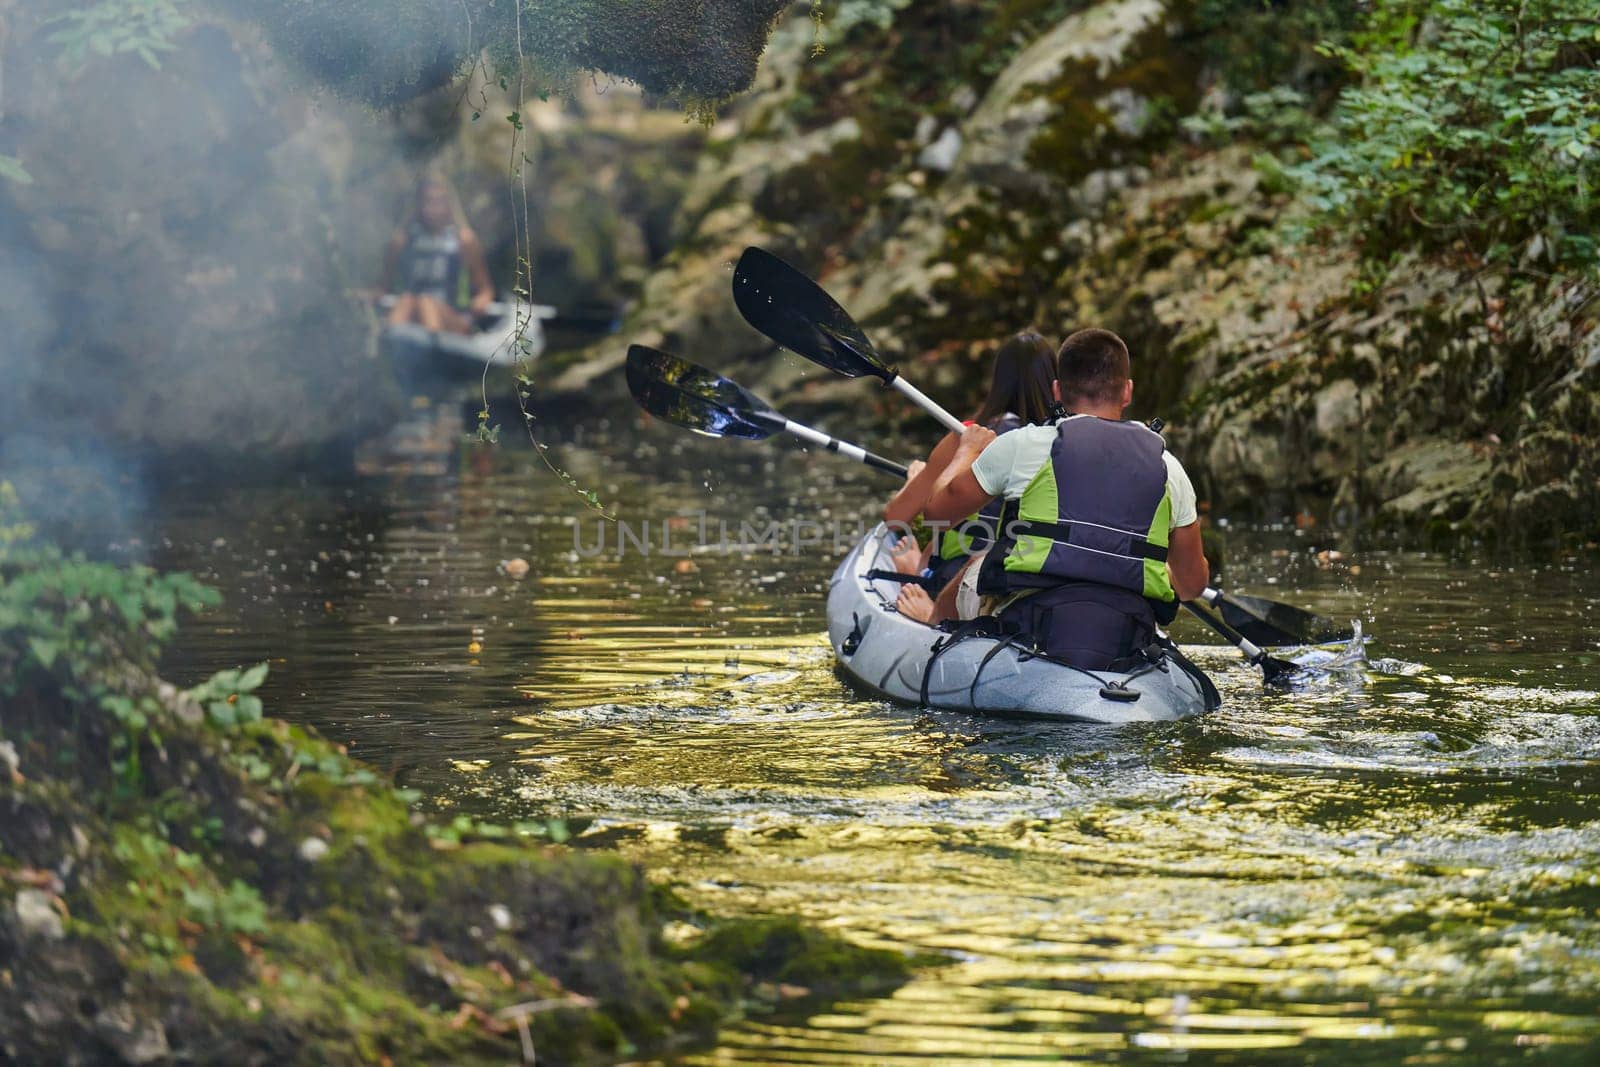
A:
[969,421,1199,529]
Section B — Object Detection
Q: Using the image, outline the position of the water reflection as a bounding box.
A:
[148,437,1600,1064]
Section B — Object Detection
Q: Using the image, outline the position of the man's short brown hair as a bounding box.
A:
[1056,328,1130,406]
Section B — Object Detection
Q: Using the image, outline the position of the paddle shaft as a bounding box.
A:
[1182,601,1268,663]
[769,416,909,478]
[1182,601,1298,685]
[887,376,966,434]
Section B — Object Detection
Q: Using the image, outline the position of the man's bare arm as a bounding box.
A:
[1166,522,1210,602]
[885,431,959,525]
[924,424,997,523]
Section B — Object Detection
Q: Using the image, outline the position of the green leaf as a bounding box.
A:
[28,637,60,668]
[236,662,269,692]
[234,695,263,723]
[207,700,237,728]
[0,154,33,185]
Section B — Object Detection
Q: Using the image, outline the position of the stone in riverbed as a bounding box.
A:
[13,889,64,941]
[92,1003,170,1065]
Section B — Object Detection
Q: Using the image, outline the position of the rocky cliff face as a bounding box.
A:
[546,0,1598,542]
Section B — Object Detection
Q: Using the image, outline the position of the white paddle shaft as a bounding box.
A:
[781,420,909,478]
[888,376,966,434]
[783,419,864,461]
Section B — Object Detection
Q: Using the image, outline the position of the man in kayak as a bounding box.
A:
[380,173,495,335]
[883,332,1057,624]
[922,328,1209,669]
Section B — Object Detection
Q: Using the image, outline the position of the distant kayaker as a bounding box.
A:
[922,328,1210,669]
[379,173,495,335]
[885,331,1057,624]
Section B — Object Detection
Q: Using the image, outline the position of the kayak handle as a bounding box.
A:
[841,612,864,657]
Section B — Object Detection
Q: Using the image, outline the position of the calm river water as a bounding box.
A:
[148,426,1600,1065]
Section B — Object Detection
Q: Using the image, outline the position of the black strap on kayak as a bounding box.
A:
[918,616,1003,708]
[866,568,941,593]
[1157,635,1222,711]
[918,614,1134,709]
[969,631,1030,708]
[918,635,946,708]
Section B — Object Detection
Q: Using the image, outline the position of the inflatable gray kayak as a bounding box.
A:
[826,525,1218,724]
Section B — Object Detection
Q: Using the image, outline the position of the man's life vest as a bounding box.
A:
[399,224,467,308]
[983,415,1176,608]
[927,412,1024,588]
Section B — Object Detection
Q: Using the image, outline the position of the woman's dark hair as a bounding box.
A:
[972,331,1057,426]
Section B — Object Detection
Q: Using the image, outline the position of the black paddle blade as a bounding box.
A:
[732,247,887,380]
[1217,592,1353,647]
[1257,652,1305,687]
[624,345,779,441]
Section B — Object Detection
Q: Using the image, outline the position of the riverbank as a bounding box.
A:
[0,487,912,1064]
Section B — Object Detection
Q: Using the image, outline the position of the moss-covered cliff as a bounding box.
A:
[227,0,792,106]
[545,0,1599,542]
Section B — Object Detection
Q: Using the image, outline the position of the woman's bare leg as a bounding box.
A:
[387,293,417,326]
[416,295,472,335]
[931,558,971,622]
[890,535,922,575]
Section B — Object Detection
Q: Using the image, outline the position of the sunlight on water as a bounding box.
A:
[149,437,1600,1065]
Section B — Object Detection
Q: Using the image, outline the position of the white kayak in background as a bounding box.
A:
[379,298,557,373]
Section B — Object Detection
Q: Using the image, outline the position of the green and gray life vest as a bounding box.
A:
[992,415,1176,603]
[400,223,468,309]
[930,412,1024,576]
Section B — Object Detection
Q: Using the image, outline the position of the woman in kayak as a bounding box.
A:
[380,172,495,335]
[884,330,1056,624]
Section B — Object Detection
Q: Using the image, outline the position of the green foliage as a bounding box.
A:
[1191,0,1358,96]
[1181,86,1321,148]
[48,0,193,71]
[0,482,219,732]
[183,663,268,728]
[1281,0,1600,276]
[112,829,268,945]
[0,154,33,185]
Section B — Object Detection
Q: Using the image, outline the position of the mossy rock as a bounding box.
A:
[692,915,914,996]
[229,0,792,106]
